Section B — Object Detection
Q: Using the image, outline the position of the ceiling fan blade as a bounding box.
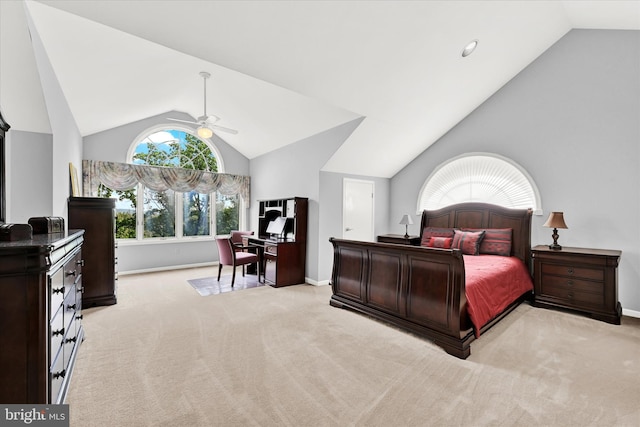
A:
[167,118,199,125]
[211,124,238,135]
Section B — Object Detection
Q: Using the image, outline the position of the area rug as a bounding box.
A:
[187,273,264,296]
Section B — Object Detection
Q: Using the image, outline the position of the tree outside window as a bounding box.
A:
[100,128,240,240]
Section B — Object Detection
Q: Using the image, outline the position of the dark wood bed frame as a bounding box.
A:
[329,203,533,359]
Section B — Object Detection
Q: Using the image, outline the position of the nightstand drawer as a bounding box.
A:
[542,275,603,294]
[541,264,603,281]
[540,284,604,309]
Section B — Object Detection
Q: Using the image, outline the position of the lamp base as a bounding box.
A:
[549,228,562,250]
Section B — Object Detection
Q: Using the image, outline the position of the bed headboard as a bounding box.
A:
[419,203,533,270]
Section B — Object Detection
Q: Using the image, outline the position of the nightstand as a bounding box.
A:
[377,234,421,245]
[531,245,621,324]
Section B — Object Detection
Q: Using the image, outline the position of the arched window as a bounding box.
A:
[418,153,541,213]
[100,126,242,240]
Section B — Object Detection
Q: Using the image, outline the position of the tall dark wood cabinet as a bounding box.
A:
[254,197,308,287]
[68,197,117,306]
[0,230,84,403]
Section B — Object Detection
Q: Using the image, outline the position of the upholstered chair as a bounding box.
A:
[215,235,259,286]
[230,230,255,274]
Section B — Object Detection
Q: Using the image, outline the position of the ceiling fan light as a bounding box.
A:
[197,126,213,139]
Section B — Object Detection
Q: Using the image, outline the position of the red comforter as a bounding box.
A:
[463,255,533,337]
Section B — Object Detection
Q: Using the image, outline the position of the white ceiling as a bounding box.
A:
[1,1,639,177]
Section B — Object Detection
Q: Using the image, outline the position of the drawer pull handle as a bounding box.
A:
[567,280,574,286]
[567,292,574,298]
[65,336,77,344]
[76,259,85,267]
[67,304,77,311]
[52,287,65,295]
[567,267,574,275]
[76,314,83,320]
[52,369,66,380]
[52,327,65,337]
[66,270,77,277]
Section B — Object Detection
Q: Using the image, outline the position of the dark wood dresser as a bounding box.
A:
[0,230,84,403]
[68,197,117,306]
[532,245,621,324]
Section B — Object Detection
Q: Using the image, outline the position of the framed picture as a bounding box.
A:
[69,162,80,197]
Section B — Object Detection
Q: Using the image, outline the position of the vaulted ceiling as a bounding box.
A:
[1,1,639,177]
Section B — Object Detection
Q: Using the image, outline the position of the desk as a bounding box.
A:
[248,236,306,287]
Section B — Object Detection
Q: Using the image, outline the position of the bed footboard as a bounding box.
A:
[329,238,475,359]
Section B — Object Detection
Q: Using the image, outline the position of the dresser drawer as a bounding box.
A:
[49,347,65,403]
[63,285,78,329]
[541,263,603,281]
[50,269,65,315]
[64,252,82,288]
[50,305,65,356]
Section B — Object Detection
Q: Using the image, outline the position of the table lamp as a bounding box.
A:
[399,214,413,238]
[543,211,568,250]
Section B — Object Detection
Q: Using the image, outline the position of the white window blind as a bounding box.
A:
[418,154,540,212]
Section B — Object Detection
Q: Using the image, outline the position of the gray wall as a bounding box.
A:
[83,111,250,273]
[250,118,363,283]
[318,171,390,283]
[6,131,52,223]
[391,29,640,313]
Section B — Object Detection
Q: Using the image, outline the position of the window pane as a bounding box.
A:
[183,191,211,236]
[216,193,239,235]
[144,188,175,238]
[133,130,218,172]
[98,184,137,239]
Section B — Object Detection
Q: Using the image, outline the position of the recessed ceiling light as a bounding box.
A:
[461,40,478,58]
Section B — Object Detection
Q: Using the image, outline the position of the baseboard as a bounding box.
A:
[305,277,330,286]
[622,308,640,318]
[118,262,217,276]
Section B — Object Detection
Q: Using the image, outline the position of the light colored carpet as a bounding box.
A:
[67,266,640,426]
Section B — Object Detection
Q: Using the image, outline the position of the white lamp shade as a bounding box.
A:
[399,214,413,225]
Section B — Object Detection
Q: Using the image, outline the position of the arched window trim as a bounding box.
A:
[417,152,542,216]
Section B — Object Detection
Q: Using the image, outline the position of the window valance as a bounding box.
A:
[82,160,251,206]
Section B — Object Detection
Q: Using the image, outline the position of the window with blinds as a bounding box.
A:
[418,153,540,213]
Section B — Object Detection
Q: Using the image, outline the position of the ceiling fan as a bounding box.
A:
[168,71,238,138]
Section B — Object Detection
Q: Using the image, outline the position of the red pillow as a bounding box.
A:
[420,227,455,247]
[428,236,452,249]
[452,230,485,255]
[462,228,512,256]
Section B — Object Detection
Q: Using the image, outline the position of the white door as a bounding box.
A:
[343,178,374,241]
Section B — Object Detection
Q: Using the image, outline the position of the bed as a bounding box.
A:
[329,202,533,359]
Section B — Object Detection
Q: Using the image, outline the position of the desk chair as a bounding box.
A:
[215,236,259,286]
[231,230,255,275]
